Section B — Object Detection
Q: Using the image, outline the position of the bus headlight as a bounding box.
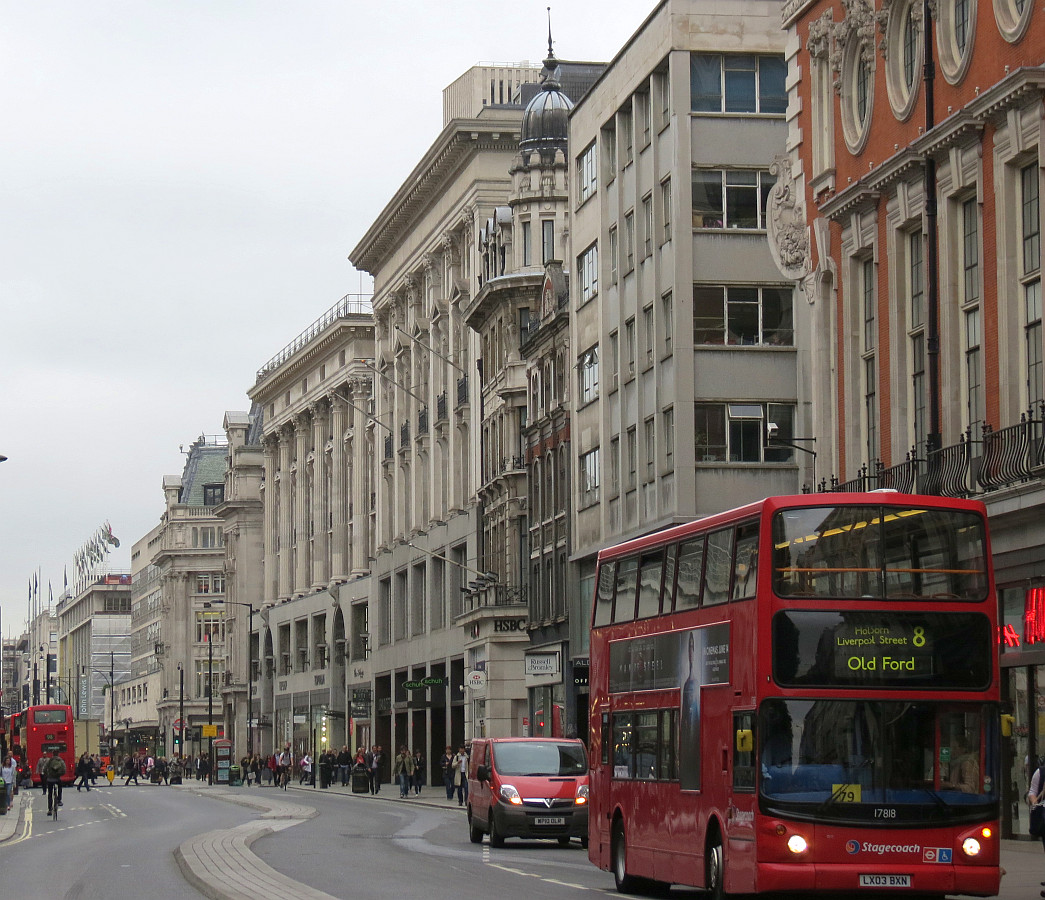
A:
[787,834,809,854]
[575,784,589,805]
[962,837,981,857]
[499,784,523,805]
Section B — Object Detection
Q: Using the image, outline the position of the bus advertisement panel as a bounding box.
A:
[588,493,1000,898]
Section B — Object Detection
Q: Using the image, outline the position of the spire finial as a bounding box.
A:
[547,7,554,60]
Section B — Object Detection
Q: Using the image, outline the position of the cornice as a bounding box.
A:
[349,113,523,275]
[819,183,881,219]
[250,321,373,401]
[781,0,819,28]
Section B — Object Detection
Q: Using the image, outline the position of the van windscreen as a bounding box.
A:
[491,741,587,776]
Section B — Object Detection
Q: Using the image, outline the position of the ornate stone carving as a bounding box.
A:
[767,154,811,281]
[831,0,878,93]
[807,9,834,60]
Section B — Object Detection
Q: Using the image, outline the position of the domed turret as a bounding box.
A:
[519,34,573,159]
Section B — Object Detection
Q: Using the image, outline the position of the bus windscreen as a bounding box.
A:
[771,505,988,601]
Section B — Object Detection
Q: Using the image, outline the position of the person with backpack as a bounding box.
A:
[43,750,66,814]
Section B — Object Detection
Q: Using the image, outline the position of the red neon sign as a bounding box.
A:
[1025,588,1045,645]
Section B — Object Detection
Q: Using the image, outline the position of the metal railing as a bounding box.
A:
[255,293,373,383]
[822,405,1045,498]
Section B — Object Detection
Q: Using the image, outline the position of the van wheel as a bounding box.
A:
[489,812,505,848]
[468,809,483,844]
[557,836,571,847]
[581,834,588,850]
[706,835,725,900]
[611,820,640,894]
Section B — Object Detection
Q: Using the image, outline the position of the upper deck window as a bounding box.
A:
[33,709,68,724]
[772,505,988,601]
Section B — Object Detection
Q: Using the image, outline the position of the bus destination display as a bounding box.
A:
[832,621,931,678]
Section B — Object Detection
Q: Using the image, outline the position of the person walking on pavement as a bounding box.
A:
[299,751,313,785]
[439,746,454,800]
[412,748,425,795]
[337,745,352,787]
[1028,757,1045,897]
[123,754,140,786]
[369,745,383,795]
[1,753,17,813]
[393,746,415,798]
[43,749,66,814]
[75,752,92,792]
[452,744,469,807]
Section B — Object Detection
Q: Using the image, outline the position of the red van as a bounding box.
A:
[466,737,589,847]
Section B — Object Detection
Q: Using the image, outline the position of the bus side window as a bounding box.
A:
[637,550,665,619]
[704,529,734,606]
[601,713,611,766]
[734,711,755,790]
[676,539,704,609]
[663,544,678,613]
[614,557,639,623]
[659,709,678,780]
[732,522,759,601]
[594,562,616,627]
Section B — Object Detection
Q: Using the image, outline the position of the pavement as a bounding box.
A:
[2,779,1043,899]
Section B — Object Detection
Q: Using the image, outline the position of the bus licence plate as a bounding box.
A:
[859,874,911,888]
[534,816,565,826]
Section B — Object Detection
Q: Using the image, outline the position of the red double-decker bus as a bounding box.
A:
[10,704,76,786]
[588,493,1000,898]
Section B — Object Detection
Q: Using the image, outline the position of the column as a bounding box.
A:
[278,427,293,601]
[351,379,370,576]
[293,414,310,595]
[263,435,279,607]
[311,400,330,589]
[328,391,349,583]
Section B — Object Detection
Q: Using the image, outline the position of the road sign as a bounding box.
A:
[202,724,218,738]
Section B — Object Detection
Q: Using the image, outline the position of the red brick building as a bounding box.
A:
[769,0,1045,836]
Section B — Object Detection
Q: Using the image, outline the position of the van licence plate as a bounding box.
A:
[534,816,566,826]
[859,874,911,888]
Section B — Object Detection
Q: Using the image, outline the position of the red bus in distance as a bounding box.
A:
[588,493,1000,898]
[10,704,76,786]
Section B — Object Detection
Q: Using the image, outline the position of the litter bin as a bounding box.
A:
[228,765,242,786]
[351,765,370,794]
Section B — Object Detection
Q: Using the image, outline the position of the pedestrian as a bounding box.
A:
[123,755,139,786]
[1,753,16,812]
[299,751,313,785]
[412,748,425,795]
[36,753,49,795]
[337,745,352,787]
[369,745,383,795]
[452,744,469,807]
[1028,757,1045,899]
[440,745,454,800]
[393,746,415,798]
[155,756,169,785]
[75,752,92,792]
[277,745,293,789]
[90,754,101,785]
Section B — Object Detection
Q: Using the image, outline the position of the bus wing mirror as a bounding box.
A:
[736,729,753,753]
[1001,714,1015,738]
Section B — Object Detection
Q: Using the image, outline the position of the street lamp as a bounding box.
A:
[81,651,117,760]
[207,598,255,757]
[176,662,185,760]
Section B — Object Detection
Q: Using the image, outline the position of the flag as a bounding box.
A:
[64,566,68,592]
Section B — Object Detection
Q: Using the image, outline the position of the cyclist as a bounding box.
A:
[43,749,66,815]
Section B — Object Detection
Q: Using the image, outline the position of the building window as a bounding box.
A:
[626,427,637,489]
[521,220,531,267]
[861,257,878,462]
[692,169,775,229]
[908,231,928,451]
[578,346,600,405]
[203,484,224,506]
[195,573,225,594]
[865,356,878,463]
[863,257,876,352]
[661,291,673,357]
[195,659,219,700]
[938,0,977,82]
[690,53,787,114]
[962,197,980,305]
[840,37,875,152]
[644,418,655,479]
[195,612,225,644]
[577,242,599,305]
[695,402,796,463]
[693,285,793,345]
[643,305,655,368]
[609,437,621,495]
[995,0,1032,42]
[642,194,654,258]
[579,448,600,507]
[965,308,983,431]
[608,330,619,392]
[542,220,555,263]
[602,125,617,182]
[662,407,674,468]
[608,226,618,284]
[621,106,633,165]
[624,211,635,271]
[1023,162,1042,406]
[639,91,652,147]
[660,179,672,244]
[625,317,636,378]
[578,142,597,205]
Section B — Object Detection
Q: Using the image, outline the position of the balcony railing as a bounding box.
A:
[436,391,448,422]
[418,406,429,435]
[457,375,469,407]
[384,435,393,460]
[823,405,1045,499]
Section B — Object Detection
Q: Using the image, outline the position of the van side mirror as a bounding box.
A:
[1001,714,1015,738]
[735,729,753,753]
[476,764,489,782]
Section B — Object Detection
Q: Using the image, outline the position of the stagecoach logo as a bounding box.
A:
[846,840,924,856]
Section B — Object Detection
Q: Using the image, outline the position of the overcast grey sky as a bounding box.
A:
[0,0,651,633]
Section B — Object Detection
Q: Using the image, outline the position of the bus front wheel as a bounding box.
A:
[706,835,725,900]
[612,820,640,894]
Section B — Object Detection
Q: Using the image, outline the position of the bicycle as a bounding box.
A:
[46,781,61,822]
